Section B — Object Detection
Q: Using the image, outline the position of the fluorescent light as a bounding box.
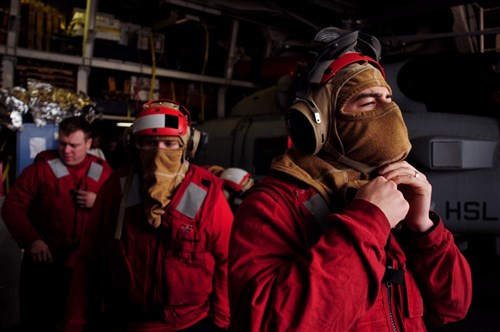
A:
[116,122,134,127]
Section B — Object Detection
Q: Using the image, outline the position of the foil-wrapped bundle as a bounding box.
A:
[0,87,29,130]
[0,80,96,131]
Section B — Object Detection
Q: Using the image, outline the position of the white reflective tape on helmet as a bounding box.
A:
[132,114,166,134]
[220,168,251,192]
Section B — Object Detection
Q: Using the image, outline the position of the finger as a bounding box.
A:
[378,160,410,173]
[35,252,46,263]
[390,173,426,187]
[40,249,52,263]
[381,166,426,182]
[391,174,432,198]
[379,161,422,178]
[405,170,427,183]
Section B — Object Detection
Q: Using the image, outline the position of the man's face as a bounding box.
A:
[135,136,181,150]
[58,130,92,166]
[343,86,392,113]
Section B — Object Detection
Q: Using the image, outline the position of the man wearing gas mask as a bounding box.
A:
[63,99,232,332]
[228,28,472,331]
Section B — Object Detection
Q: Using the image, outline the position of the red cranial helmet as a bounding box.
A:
[132,99,191,138]
[220,167,253,193]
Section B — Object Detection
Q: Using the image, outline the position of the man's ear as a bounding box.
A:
[86,137,93,150]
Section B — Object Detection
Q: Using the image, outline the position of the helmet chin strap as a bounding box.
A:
[321,144,378,175]
[336,155,378,175]
[115,163,135,240]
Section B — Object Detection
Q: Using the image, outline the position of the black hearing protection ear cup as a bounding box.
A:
[293,63,311,100]
[286,99,328,155]
[287,110,316,154]
[119,126,136,158]
[187,128,202,159]
[123,126,134,149]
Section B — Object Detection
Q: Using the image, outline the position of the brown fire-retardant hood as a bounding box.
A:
[287,61,411,174]
[321,61,411,173]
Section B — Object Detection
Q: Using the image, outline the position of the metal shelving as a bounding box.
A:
[0,45,257,88]
[0,0,257,117]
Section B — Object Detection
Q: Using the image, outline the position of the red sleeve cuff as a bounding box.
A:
[407,211,446,250]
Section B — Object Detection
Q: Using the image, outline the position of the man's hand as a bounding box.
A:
[378,161,434,232]
[74,190,97,209]
[30,239,53,264]
[355,176,409,229]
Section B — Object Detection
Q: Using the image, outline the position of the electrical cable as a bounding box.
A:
[149,31,157,101]
[200,23,209,122]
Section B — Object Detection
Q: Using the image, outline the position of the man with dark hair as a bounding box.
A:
[2,116,113,332]
[228,28,472,331]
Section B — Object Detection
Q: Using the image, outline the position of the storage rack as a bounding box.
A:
[0,0,258,119]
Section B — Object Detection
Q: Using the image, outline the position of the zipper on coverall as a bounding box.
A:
[384,258,404,332]
[72,178,86,245]
[386,281,398,332]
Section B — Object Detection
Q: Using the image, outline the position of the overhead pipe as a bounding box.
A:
[217,19,240,118]
[78,0,98,94]
[2,0,21,88]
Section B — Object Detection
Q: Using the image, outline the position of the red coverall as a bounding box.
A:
[1,150,113,330]
[64,164,233,331]
[228,175,472,332]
